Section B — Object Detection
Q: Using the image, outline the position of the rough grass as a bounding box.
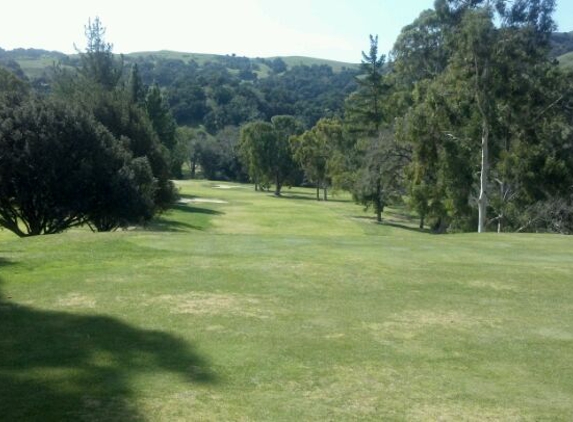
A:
[0,180,572,421]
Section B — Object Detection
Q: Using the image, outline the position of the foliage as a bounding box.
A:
[394,0,571,233]
[345,35,387,135]
[0,97,156,236]
[77,17,124,90]
[239,116,303,195]
[291,118,346,200]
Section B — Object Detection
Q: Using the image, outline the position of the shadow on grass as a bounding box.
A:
[145,219,207,232]
[172,204,224,216]
[351,215,432,234]
[274,193,350,204]
[0,279,216,421]
[145,205,224,233]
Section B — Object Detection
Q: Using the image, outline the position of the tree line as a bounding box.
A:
[237,0,573,234]
[1,1,572,236]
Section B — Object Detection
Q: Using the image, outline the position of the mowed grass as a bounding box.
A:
[1,180,572,421]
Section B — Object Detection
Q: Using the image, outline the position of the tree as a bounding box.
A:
[53,19,177,211]
[291,118,344,200]
[0,98,156,236]
[352,131,409,223]
[146,84,177,151]
[239,121,276,192]
[76,17,123,90]
[0,67,29,106]
[239,116,303,195]
[395,0,562,233]
[128,63,146,105]
[346,35,387,135]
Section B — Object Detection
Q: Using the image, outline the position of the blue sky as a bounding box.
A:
[1,0,571,62]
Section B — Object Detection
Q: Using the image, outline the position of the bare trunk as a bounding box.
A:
[478,122,489,233]
[420,215,425,230]
[323,184,327,201]
[316,185,320,201]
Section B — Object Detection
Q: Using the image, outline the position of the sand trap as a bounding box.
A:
[178,198,228,204]
[212,184,244,190]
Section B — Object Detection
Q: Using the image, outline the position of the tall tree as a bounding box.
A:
[146,84,177,150]
[76,17,123,90]
[346,35,386,135]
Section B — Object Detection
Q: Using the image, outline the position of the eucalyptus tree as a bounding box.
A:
[396,0,560,233]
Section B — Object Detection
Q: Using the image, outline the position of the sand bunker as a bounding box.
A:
[178,198,228,204]
[211,184,244,190]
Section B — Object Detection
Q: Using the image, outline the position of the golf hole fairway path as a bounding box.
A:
[0,180,572,421]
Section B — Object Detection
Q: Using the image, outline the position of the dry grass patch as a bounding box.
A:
[365,309,500,341]
[408,402,527,421]
[152,292,277,319]
[56,293,97,309]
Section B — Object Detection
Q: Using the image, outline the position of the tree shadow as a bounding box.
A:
[274,193,350,203]
[171,204,224,216]
[144,219,207,232]
[351,215,432,234]
[0,279,217,421]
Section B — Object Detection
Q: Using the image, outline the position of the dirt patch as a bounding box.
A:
[153,292,275,319]
[57,293,96,309]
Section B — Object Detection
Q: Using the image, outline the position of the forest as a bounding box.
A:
[1,0,572,235]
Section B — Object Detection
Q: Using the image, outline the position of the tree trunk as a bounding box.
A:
[274,175,282,196]
[478,122,489,233]
[190,159,197,179]
[323,185,328,201]
[419,215,425,230]
[376,208,382,223]
[316,185,320,201]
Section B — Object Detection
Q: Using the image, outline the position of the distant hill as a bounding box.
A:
[551,31,573,58]
[0,47,358,81]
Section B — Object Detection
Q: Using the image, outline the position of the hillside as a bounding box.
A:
[558,51,573,69]
[0,47,358,81]
[551,31,573,57]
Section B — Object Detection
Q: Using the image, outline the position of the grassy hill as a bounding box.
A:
[0,48,359,80]
[1,180,572,420]
[558,51,573,69]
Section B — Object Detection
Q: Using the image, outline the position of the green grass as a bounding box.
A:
[558,52,573,69]
[1,181,572,421]
[268,56,359,72]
